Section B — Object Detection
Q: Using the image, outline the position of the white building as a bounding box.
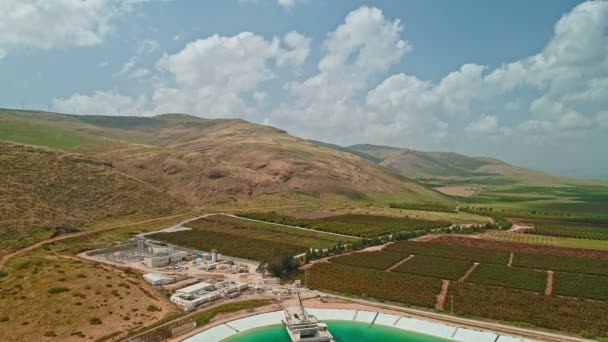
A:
[143,251,189,268]
[143,273,173,285]
[175,281,215,295]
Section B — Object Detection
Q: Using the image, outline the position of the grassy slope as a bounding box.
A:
[0,142,178,255]
[0,109,453,207]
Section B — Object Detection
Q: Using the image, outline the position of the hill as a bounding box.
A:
[0,109,452,208]
[0,142,178,253]
[346,144,583,186]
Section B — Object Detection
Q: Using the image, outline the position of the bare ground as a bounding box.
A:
[435,280,451,310]
[545,271,554,296]
[458,262,479,282]
[387,254,415,272]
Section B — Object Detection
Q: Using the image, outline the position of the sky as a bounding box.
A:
[1,0,607,179]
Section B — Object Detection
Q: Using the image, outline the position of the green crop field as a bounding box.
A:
[467,264,547,292]
[330,251,408,270]
[455,184,608,224]
[148,214,361,261]
[149,229,306,261]
[386,241,510,265]
[238,212,451,238]
[391,255,471,280]
[191,215,357,249]
[307,263,442,308]
[513,253,608,276]
[525,222,608,240]
[553,272,608,301]
[480,230,608,251]
[447,282,608,338]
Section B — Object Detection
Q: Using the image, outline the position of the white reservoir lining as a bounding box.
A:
[184,308,535,342]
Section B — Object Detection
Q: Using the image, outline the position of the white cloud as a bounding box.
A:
[128,68,150,79]
[99,61,110,68]
[0,0,145,57]
[53,90,147,116]
[465,115,500,135]
[114,39,159,77]
[277,31,310,66]
[153,31,309,117]
[277,0,298,10]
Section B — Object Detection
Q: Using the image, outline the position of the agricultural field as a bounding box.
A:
[391,255,472,280]
[457,184,608,224]
[189,215,357,249]
[553,272,608,301]
[237,212,451,238]
[386,241,510,265]
[447,282,608,338]
[0,257,178,342]
[387,203,456,213]
[480,230,608,251]
[431,235,608,260]
[513,253,608,276]
[330,251,408,270]
[466,264,547,292]
[149,228,306,262]
[307,262,442,308]
[524,222,608,240]
[147,215,360,262]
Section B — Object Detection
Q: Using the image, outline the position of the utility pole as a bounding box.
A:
[305,269,308,288]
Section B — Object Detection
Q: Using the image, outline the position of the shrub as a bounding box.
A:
[89,317,102,325]
[147,305,161,312]
[48,287,69,294]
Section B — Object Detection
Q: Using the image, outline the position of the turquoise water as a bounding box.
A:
[223,321,450,342]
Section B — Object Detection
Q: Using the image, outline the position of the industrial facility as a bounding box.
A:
[170,280,249,311]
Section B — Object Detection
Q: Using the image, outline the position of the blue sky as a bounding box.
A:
[1,0,607,179]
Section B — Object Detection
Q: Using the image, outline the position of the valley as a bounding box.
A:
[1,109,607,341]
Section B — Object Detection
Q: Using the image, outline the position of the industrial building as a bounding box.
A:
[143,273,174,286]
[170,281,249,311]
[143,251,189,268]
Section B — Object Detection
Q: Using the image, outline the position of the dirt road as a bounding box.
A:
[0,212,192,270]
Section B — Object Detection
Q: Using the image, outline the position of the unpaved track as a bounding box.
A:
[0,213,192,270]
[458,262,479,282]
[545,271,554,296]
[435,280,450,310]
[507,252,514,267]
[387,254,415,272]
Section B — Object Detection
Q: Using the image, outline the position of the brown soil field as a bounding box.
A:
[431,235,608,260]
